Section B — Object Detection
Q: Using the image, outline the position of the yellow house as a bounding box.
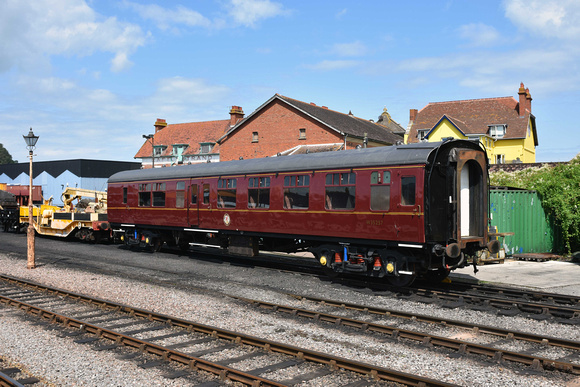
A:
[405,83,538,164]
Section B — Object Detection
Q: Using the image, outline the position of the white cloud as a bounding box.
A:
[306,60,361,71]
[335,8,348,19]
[124,2,212,31]
[504,0,580,39]
[0,0,147,74]
[227,0,287,27]
[331,41,368,57]
[457,23,500,47]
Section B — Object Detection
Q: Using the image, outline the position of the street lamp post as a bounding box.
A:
[143,134,154,168]
[23,128,39,269]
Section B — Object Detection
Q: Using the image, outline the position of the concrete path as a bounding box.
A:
[450,259,580,296]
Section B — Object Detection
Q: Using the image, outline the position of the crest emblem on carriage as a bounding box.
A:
[223,213,231,226]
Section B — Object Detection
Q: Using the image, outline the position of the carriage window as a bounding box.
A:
[153,182,166,207]
[401,176,416,206]
[217,178,237,208]
[283,174,309,209]
[248,177,270,209]
[203,184,210,205]
[370,171,391,211]
[325,172,356,210]
[122,187,127,204]
[190,184,198,204]
[176,181,185,208]
[138,184,151,207]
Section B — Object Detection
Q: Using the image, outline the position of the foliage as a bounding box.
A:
[0,143,17,164]
[490,156,580,255]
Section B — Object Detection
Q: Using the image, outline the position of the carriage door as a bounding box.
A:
[398,169,424,242]
[188,181,200,226]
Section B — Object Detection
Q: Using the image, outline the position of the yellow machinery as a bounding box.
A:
[20,187,110,241]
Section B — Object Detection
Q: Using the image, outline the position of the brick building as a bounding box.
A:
[217,94,404,161]
[134,107,245,168]
[135,94,404,167]
[405,83,538,164]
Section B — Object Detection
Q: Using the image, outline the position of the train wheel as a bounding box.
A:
[152,238,163,252]
[386,273,416,287]
[425,268,451,284]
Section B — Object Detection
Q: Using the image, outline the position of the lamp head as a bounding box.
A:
[23,128,39,150]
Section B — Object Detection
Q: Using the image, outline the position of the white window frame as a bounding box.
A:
[489,124,506,138]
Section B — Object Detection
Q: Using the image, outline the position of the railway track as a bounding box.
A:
[238,292,580,374]
[187,247,580,321]
[0,274,455,387]
[0,361,39,387]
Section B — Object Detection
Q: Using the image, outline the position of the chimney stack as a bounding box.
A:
[229,106,244,127]
[409,109,418,122]
[525,87,532,113]
[154,118,167,133]
[518,83,527,117]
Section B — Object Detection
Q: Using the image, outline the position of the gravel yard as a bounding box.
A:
[0,233,579,386]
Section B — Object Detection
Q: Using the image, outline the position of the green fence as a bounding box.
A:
[489,189,555,255]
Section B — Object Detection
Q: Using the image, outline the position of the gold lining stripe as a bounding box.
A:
[108,207,422,216]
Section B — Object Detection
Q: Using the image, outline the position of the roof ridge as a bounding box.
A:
[278,94,362,120]
[166,119,230,126]
[427,96,515,105]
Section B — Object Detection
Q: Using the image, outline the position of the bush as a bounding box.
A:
[490,156,580,255]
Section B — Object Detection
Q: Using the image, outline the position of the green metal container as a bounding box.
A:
[489,189,554,255]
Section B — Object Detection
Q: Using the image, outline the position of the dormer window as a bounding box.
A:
[488,125,506,138]
[172,144,188,156]
[199,142,214,154]
[153,145,166,156]
[418,130,428,141]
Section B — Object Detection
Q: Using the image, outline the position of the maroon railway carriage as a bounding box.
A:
[107,139,498,286]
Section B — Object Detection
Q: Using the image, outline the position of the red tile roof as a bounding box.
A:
[134,119,230,158]
[408,95,536,144]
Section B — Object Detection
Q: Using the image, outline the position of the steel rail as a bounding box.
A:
[234,295,580,375]
[0,297,285,387]
[408,286,580,318]
[440,282,580,307]
[0,371,25,387]
[284,292,580,351]
[0,274,455,387]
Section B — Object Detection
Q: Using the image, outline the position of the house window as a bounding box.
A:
[252,132,259,143]
[152,182,166,207]
[489,125,506,138]
[283,175,310,209]
[370,171,391,211]
[176,181,185,208]
[153,146,165,156]
[199,143,214,154]
[217,178,237,208]
[299,128,306,140]
[418,130,428,141]
[496,154,505,164]
[138,184,151,207]
[401,176,416,206]
[248,177,271,209]
[325,172,356,210]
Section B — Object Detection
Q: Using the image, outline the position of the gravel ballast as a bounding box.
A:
[1,248,578,387]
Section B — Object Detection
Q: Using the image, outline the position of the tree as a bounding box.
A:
[0,143,17,164]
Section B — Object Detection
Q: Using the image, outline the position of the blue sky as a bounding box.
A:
[1,0,578,163]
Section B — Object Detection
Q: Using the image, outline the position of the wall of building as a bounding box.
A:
[426,119,466,142]
[219,101,344,161]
